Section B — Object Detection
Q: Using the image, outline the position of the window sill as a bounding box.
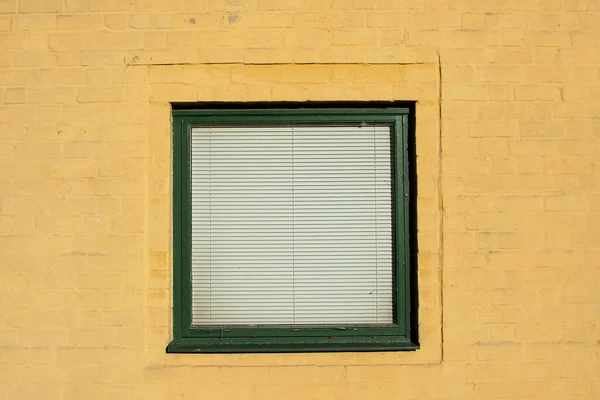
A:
[166,337,419,354]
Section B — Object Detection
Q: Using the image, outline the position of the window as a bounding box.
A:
[168,105,417,353]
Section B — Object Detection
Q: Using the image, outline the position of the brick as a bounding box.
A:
[567,0,600,10]
[444,83,488,100]
[8,385,60,399]
[529,13,580,30]
[0,143,13,159]
[0,0,16,13]
[475,66,523,82]
[19,0,62,13]
[135,0,179,11]
[111,104,148,122]
[442,48,486,64]
[514,85,562,101]
[40,68,87,85]
[57,14,103,31]
[379,28,408,46]
[129,13,173,29]
[571,67,600,85]
[544,195,591,211]
[243,11,291,28]
[50,32,95,51]
[563,86,600,101]
[64,0,87,11]
[443,65,474,83]
[485,48,531,64]
[76,87,123,103]
[566,120,600,137]
[84,67,112,85]
[332,0,377,9]
[99,159,144,177]
[14,143,62,159]
[519,120,565,137]
[11,51,58,67]
[209,29,283,48]
[579,12,600,28]
[533,47,561,64]
[546,158,591,176]
[488,84,514,101]
[443,29,497,47]
[183,0,210,11]
[48,159,98,178]
[185,12,244,30]
[524,66,573,83]
[104,13,129,30]
[13,14,57,30]
[332,28,378,45]
[258,0,328,11]
[23,33,49,50]
[94,32,143,49]
[240,47,294,63]
[413,11,463,28]
[4,87,26,104]
[469,120,518,137]
[166,31,211,47]
[56,50,79,65]
[292,12,344,27]
[555,103,599,119]
[89,0,133,11]
[560,48,600,65]
[27,86,75,104]
[403,64,438,83]
[0,105,38,122]
[461,12,486,29]
[141,32,167,49]
[284,29,331,47]
[279,65,333,83]
[367,11,413,28]
[0,33,24,50]
[524,31,571,47]
[80,49,128,66]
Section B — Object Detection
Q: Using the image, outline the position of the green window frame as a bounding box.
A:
[168,105,418,353]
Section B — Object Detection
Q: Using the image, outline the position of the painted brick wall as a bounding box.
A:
[1,0,599,399]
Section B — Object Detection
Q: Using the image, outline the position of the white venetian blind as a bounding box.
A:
[190,124,393,326]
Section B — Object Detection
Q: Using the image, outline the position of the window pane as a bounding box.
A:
[190,125,393,326]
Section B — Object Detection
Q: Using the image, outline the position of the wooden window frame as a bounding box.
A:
[168,105,418,353]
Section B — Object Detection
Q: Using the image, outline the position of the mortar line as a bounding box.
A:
[126,61,435,67]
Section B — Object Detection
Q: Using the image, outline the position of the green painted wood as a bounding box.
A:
[167,337,418,354]
[170,106,417,353]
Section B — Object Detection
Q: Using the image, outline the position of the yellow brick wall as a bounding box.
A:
[1,0,599,399]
